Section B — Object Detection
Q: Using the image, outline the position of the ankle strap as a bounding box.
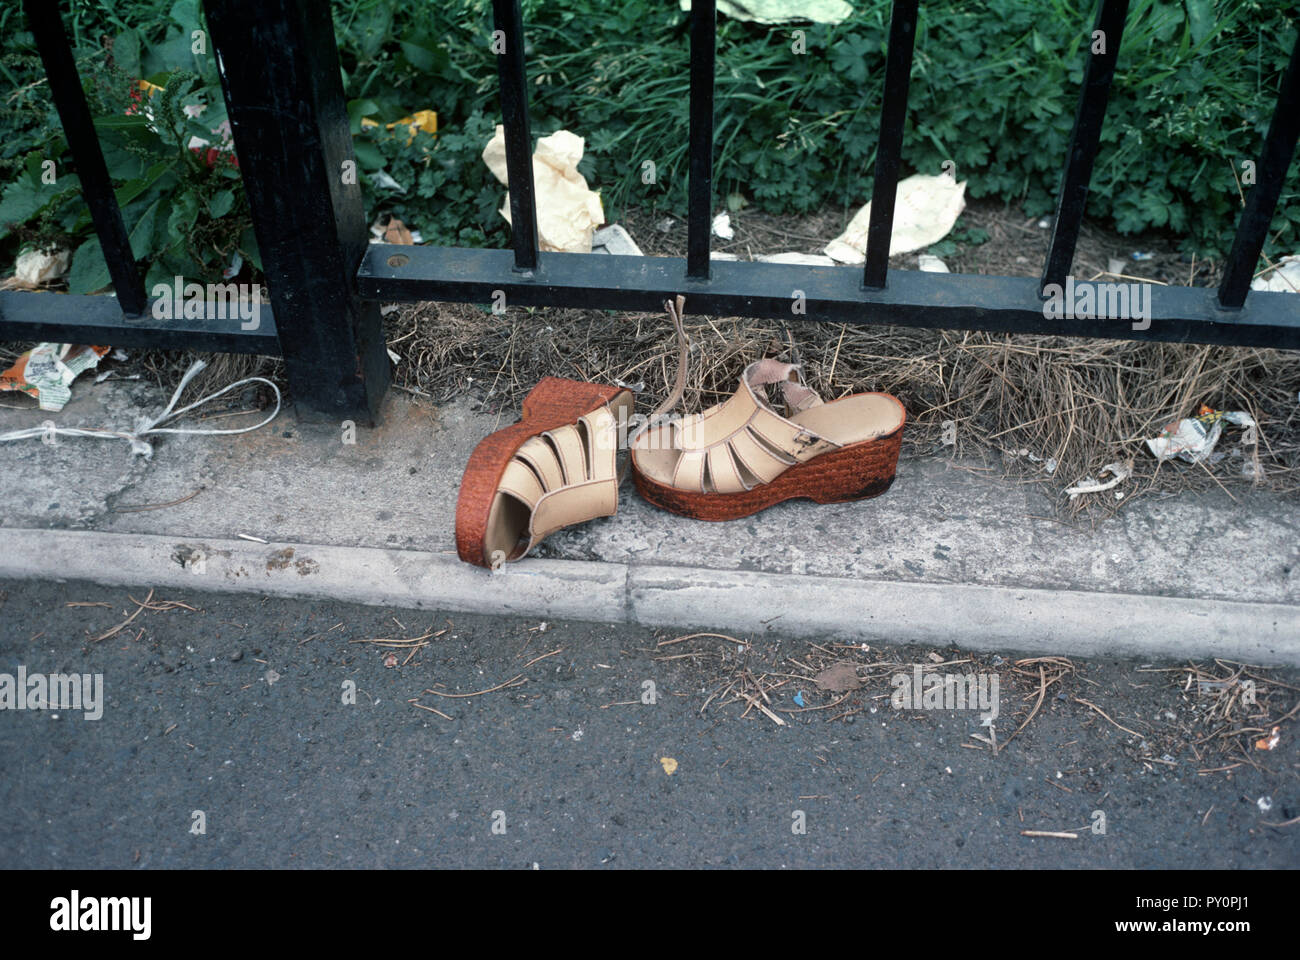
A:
[745,357,823,415]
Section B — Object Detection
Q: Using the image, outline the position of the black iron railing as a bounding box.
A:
[2,0,1299,422]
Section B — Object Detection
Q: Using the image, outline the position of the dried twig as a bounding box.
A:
[93,589,154,642]
[111,487,204,513]
[410,701,453,720]
[1073,696,1143,738]
[1003,665,1048,749]
[736,690,786,726]
[522,647,564,669]
[658,631,744,648]
[424,674,526,699]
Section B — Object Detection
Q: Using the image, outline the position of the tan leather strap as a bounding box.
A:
[653,294,690,422]
[632,355,840,495]
[746,357,824,415]
[493,405,621,566]
[629,297,840,495]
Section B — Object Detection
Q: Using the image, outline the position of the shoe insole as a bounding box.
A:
[788,393,904,444]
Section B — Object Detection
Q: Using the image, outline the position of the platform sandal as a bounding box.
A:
[629,296,905,521]
[456,377,634,568]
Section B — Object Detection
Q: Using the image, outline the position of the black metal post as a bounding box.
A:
[686,0,717,280]
[863,0,919,290]
[204,0,389,421]
[23,0,147,316]
[492,0,539,271]
[1219,29,1300,309]
[1041,0,1130,293]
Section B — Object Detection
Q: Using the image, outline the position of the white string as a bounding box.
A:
[0,359,281,458]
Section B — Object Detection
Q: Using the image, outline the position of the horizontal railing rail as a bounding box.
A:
[354,247,1300,350]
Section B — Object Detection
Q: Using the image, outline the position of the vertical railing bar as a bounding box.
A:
[1040,0,1130,294]
[206,0,389,419]
[492,0,539,271]
[686,0,717,280]
[23,0,147,316]
[862,0,919,290]
[1219,30,1300,309]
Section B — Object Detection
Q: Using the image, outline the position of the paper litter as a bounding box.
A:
[1146,405,1256,463]
[756,252,838,266]
[0,343,110,412]
[1251,255,1300,293]
[678,0,852,25]
[12,248,71,286]
[591,224,643,257]
[825,174,966,264]
[483,126,604,253]
[1065,461,1131,500]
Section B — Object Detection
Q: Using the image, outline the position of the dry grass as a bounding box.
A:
[377,199,1300,513]
[1135,659,1300,771]
[657,631,1300,774]
[386,299,1300,514]
[7,202,1297,513]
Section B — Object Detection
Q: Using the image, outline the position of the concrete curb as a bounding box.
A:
[10,522,1300,666]
[4,528,1298,665]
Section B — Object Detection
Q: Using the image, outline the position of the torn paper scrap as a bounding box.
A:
[12,247,71,286]
[483,126,605,253]
[591,224,643,256]
[1146,406,1256,463]
[711,211,734,239]
[370,170,404,192]
[0,343,111,412]
[826,174,967,264]
[361,109,438,145]
[1251,255,1300,293]
[679,0,852,25]
[384,217,415,244]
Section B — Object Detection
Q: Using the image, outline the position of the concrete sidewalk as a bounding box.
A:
[1,376,1296,662]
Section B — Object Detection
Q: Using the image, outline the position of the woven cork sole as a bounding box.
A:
[632,424,903,522]
[455,377,626,567]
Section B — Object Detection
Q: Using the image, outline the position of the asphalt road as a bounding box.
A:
[1,577,1296,868]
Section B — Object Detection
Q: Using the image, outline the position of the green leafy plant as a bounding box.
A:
[349,108,503,246]
[0,0,255,292]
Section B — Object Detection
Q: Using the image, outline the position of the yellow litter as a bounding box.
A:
[361,109,438,145]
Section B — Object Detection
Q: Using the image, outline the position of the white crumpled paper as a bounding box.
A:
[826,174,967,264]
[482,126,605,253]
[679,0,852,24]
[1252,255,1300,293]
[591,224,642,256]
[13,248,71,286]
[756,251,837,266]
